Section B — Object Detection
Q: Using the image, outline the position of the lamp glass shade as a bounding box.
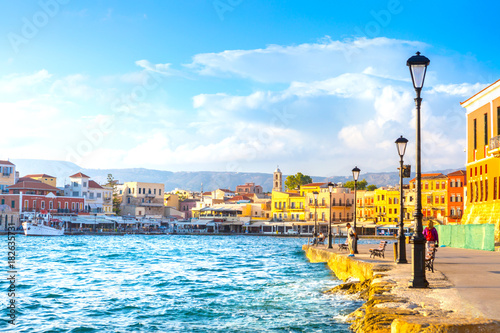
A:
[352,166,360,181]
[410,64,427,89]
[313,191,318,200]
[406,52,430,89]
[395,136,408,157]
[328,182,334,193]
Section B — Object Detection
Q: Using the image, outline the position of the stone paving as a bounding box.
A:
[312,240,500,321]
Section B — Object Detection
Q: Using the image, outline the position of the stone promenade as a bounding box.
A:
[305,240,500,331]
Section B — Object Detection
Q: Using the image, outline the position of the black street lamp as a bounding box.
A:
[313,191,319,239]
[352,166,360,254]
[328,182,334,248]
[407,51,430,288]
[396,135,408,264]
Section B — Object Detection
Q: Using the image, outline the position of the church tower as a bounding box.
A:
[272,166,283,192]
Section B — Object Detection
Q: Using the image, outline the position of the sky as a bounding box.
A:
[1,0,500,178]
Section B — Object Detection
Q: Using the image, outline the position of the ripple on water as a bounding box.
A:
[13,235,362,332]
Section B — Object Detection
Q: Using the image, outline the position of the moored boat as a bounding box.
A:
[21,212,65,236]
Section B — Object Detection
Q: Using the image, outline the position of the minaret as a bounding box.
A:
[273,166,283,192]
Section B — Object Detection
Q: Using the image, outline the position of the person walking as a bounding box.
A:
[423,220,439,252]
[346,222,356,257]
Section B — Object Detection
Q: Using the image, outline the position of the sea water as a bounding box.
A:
[2,235,364,332]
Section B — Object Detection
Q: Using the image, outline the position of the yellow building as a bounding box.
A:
[374,188,401,224]
[164,193,180,210]
[271,190,305,221]
[461,79,500,241]
[24,174,57,188]
[356,190,376,222]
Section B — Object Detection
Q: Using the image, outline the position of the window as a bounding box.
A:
[65,202,69,209]
[97,193,101,198]
[33,201,37,209]
[495,177,498,200]
[480,181,484,201]
[394,208,397,214]
[450,195,455,202]
[83,182,87,187]
[442,181,446,189]
[11,200,15,208]
[321,198,325,206]
[485,179,488,201]
[474,118,477,150]
[484,113,488,145]
[435,196,439,204]
[322,212,325,221]
[425,183,428,190]
[389,208,392,214]
[159,190,162,195]
[497,107,500,136]
[0,199,3,205]
[441,196,445,204]
[41,201,45,209]
[427,196,432,204]
[436,182,440,189]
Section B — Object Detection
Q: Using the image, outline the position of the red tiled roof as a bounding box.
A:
[18,177,42,183]
[24,174,56,178]
[227,195,253,202]
[302,182,326,187]
[70,172,90,178]
[409,173,446,182]
[8,180,59,192]
[219,189,235,193]
[447,170,466,177]
[88,180,103,189]
[0,160,15,166]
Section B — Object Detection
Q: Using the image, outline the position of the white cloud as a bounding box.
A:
[187,37,426,83]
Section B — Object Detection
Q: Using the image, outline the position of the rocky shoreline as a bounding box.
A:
[303,245,500,332]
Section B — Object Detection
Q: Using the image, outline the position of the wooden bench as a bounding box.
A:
[425,243,438,273]
[338,239,349,252]
[369,241,388,258]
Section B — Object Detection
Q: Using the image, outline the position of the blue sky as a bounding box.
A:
[1,0,500,177]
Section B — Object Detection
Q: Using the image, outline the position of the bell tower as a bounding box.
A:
[273,166,283,192]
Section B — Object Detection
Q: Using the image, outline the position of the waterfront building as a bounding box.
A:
[409,173,447,223]
[271,190,305,222]
[272,166,283,192]
[179,198,199,219]
[116,182,165,218]
[447,170,466,224]
[374,188,400,224]
[86,180,113,214]
[460,79,500,241]
[64,172,91,198]
[0,160,17,194]
[164,193,180,210]
[24,174,57,187]
[212,188,235,200]
[0,193,85,215]
[356,190,376,222]
[236,182,263,194]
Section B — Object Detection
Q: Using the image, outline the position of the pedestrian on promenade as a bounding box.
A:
[346,222,356,257]
[423,220,439,251]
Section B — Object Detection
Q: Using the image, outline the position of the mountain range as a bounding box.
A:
[10,159,464,192]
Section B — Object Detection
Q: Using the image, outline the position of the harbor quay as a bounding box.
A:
[303,242,500,332]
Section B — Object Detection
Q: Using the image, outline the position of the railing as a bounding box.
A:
[490,135,500,150]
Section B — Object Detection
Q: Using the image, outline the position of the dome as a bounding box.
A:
[275,166,281,173]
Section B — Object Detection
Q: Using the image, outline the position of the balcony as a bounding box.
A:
[490,136,500,157]
[145,193,156,198]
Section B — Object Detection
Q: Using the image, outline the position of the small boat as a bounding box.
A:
[21,212,65,236]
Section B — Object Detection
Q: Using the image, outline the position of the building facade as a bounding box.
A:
[236,182,263,194]
[116,182,165,218]
[461,79,500,241]
[447,170,466,224]
[24,174,57,187]
[0,160,17,194]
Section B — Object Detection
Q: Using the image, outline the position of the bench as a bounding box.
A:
[425,243,438,273]
[369,241,388,258]
[338,239,349,252]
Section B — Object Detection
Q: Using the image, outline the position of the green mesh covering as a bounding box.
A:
[435,224,495,251]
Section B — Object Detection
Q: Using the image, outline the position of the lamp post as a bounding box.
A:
[313,191,319,238]
[328,182,334,248]
[352,166,360,254]
[396,135,408,264]
[407,51,430,288]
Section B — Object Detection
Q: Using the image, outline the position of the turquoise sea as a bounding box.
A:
[2,235,364,332]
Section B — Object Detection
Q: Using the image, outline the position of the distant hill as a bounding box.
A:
[10,159,463,192]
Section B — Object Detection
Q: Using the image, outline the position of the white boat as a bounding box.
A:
[21,212,65,236]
